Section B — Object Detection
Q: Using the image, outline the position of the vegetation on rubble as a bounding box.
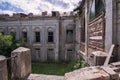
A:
[68,59,87,70]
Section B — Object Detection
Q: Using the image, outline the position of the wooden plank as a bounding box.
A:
[104,44,115,66]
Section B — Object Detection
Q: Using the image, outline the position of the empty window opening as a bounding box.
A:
[35,48,41,60]
[66,30,73,43]
[66,49,74,61]
[22,32,27,42]
[10,32,16,40]
[35,32,40,42]
[47,48,54,61]
[48,32,54,42]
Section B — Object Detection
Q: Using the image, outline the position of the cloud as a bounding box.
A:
[0,9,15,16]
[44,0,69,8]
[0,0,80,15]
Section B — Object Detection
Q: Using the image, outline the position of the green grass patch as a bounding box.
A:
[32,63,72,76]
[32,59,87,76]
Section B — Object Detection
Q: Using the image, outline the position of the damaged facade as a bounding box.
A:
[74,0,120,65]
[0,12,80,62]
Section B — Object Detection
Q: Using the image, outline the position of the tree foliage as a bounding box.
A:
[0,33,24,57]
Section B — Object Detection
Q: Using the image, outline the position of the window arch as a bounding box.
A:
[90,0,105,20]
[47,27,54,43]
[34,27,40,32]
[34,27,40,42]
[48,27,53,32]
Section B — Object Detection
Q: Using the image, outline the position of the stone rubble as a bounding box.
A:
[65,66,110,80]
[65,62,120,80]
[28,74,64,80]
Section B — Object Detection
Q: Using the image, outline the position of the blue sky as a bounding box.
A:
[0,0,80,15]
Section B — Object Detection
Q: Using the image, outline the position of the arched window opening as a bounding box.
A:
[48,31,54,42]
[10,28,16,39]
[47,27,54,43]
[22,28,27,42]
[34,28,40,42]
[35,32,40,42]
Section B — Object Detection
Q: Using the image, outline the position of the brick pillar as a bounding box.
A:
[11,47,31,80]
[0,55,7,80]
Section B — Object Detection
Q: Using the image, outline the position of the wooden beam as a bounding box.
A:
[104,44,115,66]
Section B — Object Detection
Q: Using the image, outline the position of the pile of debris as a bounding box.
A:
[65,62,120,80]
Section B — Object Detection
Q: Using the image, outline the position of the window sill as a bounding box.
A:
[66,43,74,44]
[47,42,55,44]
[34,42,41,44]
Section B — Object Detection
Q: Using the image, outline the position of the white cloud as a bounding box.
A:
[0,9,15,16]
[0,0,80,15]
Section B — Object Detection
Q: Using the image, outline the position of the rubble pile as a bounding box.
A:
[65,62,120,80]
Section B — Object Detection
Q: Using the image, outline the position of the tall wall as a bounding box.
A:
[59,16,80,61]
[114,0,120,60]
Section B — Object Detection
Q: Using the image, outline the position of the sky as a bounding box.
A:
[0,0,80,15]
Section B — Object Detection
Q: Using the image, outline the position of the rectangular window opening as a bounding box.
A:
[48,32,54,42]
[66,30,73,43]
[35,48,40,58]
[22,32,27,42]
[35,32,40,42]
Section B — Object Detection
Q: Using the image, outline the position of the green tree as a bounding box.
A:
[0,33,24,57]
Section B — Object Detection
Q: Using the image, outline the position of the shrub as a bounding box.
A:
[68,58,87,70]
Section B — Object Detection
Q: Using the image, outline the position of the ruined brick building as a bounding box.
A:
[0,12,80,62]
[74,0,120,65]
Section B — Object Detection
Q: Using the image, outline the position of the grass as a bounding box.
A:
[32,63,72,76]
[32,59,87,76]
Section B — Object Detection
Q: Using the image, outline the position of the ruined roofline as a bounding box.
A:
[0,15,77,21]
[0,13,76,21]
[0,12,77,21]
